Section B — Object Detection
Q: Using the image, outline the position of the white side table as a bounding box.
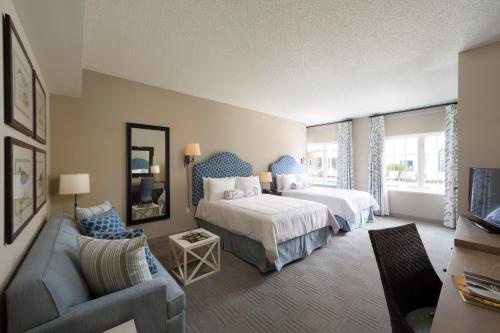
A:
[168,228,220,286]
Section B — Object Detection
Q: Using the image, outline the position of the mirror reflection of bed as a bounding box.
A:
[127,124,170,224]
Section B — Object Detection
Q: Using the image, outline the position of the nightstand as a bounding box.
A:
[262,189,282,196]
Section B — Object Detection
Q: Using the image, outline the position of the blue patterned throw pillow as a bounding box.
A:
[87,228,158,274]
[80,208,126,235]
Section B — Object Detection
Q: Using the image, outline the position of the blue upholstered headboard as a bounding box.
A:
[192,152,253,205]
[268,155,304,191]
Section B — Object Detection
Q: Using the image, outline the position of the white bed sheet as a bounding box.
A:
[281,186,379,224]
[195,194,339,262]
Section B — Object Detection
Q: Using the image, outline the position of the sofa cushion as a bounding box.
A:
[152,257,186,319]
[88,228,158,274]
[6,214,92,333]
[78,236,152,296]
[79,208,126,235]
[75,200,112,222]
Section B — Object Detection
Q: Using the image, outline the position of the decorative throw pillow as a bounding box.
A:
[87,229,158,274]
[207,177,236,201]
[235,176,261,194]
[276,174,283,191]
[244,186,260,197]
[77,235,152,296]
[282,174,297,190]
[224,189,245,200]
[295,174,311,188]
[76,201,112,222]
[79,208,126,235]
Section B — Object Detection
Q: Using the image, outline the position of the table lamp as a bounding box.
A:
[259,171,272,191]
[59,174,90,219]
[150,165,160,181]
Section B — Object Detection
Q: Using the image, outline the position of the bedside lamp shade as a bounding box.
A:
[185,143,201,156]
[150,165,160,174]
[306,151,315,160]
[59,174,90,195]
[259,172,272,183]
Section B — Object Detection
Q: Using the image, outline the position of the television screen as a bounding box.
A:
[469,168,500,229]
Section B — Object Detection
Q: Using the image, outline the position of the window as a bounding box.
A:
[385,132,445,193]
[306,142,338,186]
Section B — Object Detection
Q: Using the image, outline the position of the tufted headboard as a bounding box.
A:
[192,152,253,205]
[268,155,304,191]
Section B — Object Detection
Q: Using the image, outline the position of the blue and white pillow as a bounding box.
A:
[80,208,126,235]
[88,228,158,274]
[224,189,245,200]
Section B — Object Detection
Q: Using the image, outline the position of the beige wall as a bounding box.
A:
[0,0,50,290]
[458,41,500,215]
[307,107,446,222]
[50,70,306,239]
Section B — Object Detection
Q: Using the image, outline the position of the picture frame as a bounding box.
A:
[3,14,34,137]
[34,148,47,212]
[5,137,35,244]
[33,71,46,144]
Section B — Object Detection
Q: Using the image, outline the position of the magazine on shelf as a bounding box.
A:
[181,232,210,243]
[452,275,500,313]
[464,271,500,304]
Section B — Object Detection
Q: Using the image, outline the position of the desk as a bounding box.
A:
[431,216,500,333]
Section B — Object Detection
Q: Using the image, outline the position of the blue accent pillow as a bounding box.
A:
[87,228,158,274]
[80,208,126,235]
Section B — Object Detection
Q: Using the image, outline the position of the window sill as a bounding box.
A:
[387,187,444,196]
[311,183,337,188]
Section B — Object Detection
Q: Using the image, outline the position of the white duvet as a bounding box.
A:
[281,186,379,223]
[195,194,339,262]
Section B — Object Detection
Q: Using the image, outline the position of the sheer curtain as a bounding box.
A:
[368,116,390,215]
[337,121,354,189]
[444,104,458,228]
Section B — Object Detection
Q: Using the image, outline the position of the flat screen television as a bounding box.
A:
[467,168,500,233]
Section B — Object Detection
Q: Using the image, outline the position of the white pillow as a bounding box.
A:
[282,174,297,190]
[235,176,261,194]
[207,178,236,201]
[202,177,209,201]
[276,174,283,191]
[295,173,311,188]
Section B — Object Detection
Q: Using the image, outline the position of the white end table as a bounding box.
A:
[168,228,220,286]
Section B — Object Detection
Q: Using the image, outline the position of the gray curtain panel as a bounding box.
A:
[337,121,354,189]
[444,104,458,228]
[368,116,390,216]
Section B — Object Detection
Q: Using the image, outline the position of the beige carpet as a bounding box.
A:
[158,217,454,333]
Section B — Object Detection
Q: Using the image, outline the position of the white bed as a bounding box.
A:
[281,186,379,229]
[195,194,339,263]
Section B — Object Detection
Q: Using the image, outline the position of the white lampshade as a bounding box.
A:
[259,171,272,183]
[185,143,201,156]
[150,165,160,174]
[306,151,315,160]
[59,174,90,195]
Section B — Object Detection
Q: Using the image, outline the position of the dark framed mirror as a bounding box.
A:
[126,123,170,225]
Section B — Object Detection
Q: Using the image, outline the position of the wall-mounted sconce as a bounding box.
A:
[184,143,201,167]
[301,151,315,165]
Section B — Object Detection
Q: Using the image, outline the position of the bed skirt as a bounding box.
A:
[196,219,332,272]
[335,207,375,232]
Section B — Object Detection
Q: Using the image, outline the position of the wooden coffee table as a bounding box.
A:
[168,228,220,286]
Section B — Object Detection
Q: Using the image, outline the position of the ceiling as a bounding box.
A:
[15,1,500,124]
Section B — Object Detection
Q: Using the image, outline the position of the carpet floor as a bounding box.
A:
[158,217,454,333]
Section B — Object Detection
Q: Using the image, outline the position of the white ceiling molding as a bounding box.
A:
[14,0,84,97]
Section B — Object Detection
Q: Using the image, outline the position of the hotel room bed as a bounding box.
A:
[192,152,339,272]
[270,155,379,231]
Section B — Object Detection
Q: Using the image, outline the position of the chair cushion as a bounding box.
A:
[152,258,186,319]
[88,228,158,274]
[76,200,112,221]
[405,307,435,333]
[80,208,126,235]
[77,236,152,296]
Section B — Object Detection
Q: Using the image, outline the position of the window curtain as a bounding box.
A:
[368,116,390,216]
[337,121,354,189]
[444,104,458,228]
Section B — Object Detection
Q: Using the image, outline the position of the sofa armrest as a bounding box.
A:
[26,278,169,333]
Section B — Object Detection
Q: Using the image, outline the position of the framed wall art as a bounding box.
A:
[5,137,35,244]
[34,148,46,212]
[3,14,34,137]
[33,71,46,144]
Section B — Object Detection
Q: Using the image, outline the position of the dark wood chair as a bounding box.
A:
[369,223,442,333]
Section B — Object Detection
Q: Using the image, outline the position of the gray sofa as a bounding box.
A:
[6,214,185,333]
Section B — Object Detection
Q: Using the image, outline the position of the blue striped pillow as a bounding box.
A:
[88,228,158,274]
[80,208,126,235]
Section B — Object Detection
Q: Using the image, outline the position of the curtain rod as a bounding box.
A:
[306,101,457,128]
